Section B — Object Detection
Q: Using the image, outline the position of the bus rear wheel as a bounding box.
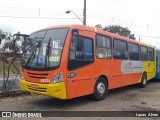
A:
[139,73,147,88]
[92,77,108,101]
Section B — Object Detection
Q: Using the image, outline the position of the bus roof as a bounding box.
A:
[33,24,155,48]
[139,41,156,48]
[33,24,95,33]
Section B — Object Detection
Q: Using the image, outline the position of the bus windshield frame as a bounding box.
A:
[21,28,69,71]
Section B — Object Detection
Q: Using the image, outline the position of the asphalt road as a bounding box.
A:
[0,79,160,120]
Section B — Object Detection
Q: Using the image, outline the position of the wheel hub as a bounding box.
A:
[97,82,105,95]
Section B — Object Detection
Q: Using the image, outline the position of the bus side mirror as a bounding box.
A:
[72,29,80,48]
[71,28,83,52]
[72,29,79,35]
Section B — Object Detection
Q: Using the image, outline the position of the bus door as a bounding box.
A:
[66,32,95,99]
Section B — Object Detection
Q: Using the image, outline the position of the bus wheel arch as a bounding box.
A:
[139,72,147,88]
[92,76,108,101]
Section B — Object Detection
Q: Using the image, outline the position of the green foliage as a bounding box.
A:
[3,41,20,53]
[16,31,21,40]
[95,24,103,29]
[0,29,23,96]
[0,29,6,43]
[95,24,136,40]
[0,30,22,53]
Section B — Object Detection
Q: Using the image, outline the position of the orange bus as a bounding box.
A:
[19,24,156,100]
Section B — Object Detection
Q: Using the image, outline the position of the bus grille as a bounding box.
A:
[27,72,48,79]
[27,85,47,92]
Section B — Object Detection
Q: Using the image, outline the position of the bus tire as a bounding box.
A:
[139,73,147,88]
[92,77,108,101]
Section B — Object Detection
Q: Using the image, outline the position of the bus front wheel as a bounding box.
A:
[139,73,147,88]
[92,77,108,101]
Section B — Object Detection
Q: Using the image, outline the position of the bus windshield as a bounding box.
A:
[21,28,69,70]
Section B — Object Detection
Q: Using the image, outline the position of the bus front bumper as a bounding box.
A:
[19,79,67,99]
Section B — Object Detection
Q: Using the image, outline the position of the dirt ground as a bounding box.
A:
[0,79,160,120]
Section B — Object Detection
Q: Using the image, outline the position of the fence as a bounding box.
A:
[0,52,21,97]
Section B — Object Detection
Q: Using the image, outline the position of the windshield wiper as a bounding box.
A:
[25,41,41,67]
[45,38,51,67]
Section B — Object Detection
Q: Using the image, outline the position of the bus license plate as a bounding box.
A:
[31,84,38,89]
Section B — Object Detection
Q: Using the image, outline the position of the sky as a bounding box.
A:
[0,0,160,48]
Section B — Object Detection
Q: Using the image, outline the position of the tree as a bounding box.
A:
[16,31,21,40]
[2,31,22,53]
[0,30,28,96]
[95,24,103,29]
[0,29,6,45]
[95,24,136,40]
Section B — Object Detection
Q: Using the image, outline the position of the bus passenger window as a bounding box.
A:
[113,39,128,59]
[140,46,148,61]
[68,35,94,70]
[149,48,155,61]
[128,43,139,60]
[96,34,112,59]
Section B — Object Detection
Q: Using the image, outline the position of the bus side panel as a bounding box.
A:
[66,79,78,99]
[122,61,135,86]
[142,61,156,81]
[134,73,143,83]
[147,62,156,80]
[124,73,134,86]
[95,59,124,89]
[95,60,141,89]
[121,60,144,87]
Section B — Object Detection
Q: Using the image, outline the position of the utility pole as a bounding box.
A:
[39,8,41,16]
[139,37,141,42]
[83,0,86,25]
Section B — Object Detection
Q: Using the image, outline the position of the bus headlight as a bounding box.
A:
[20,71,24,80]
[51,72,64,83]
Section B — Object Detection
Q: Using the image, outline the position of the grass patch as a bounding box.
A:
[0,61,20,74]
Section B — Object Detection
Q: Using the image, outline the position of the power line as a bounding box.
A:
[135,35,160,38]
[0,7,160,39]
[0,7,153,29]
[0,15,82,19]
[0,7,82,18]
[86,10,160,30]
